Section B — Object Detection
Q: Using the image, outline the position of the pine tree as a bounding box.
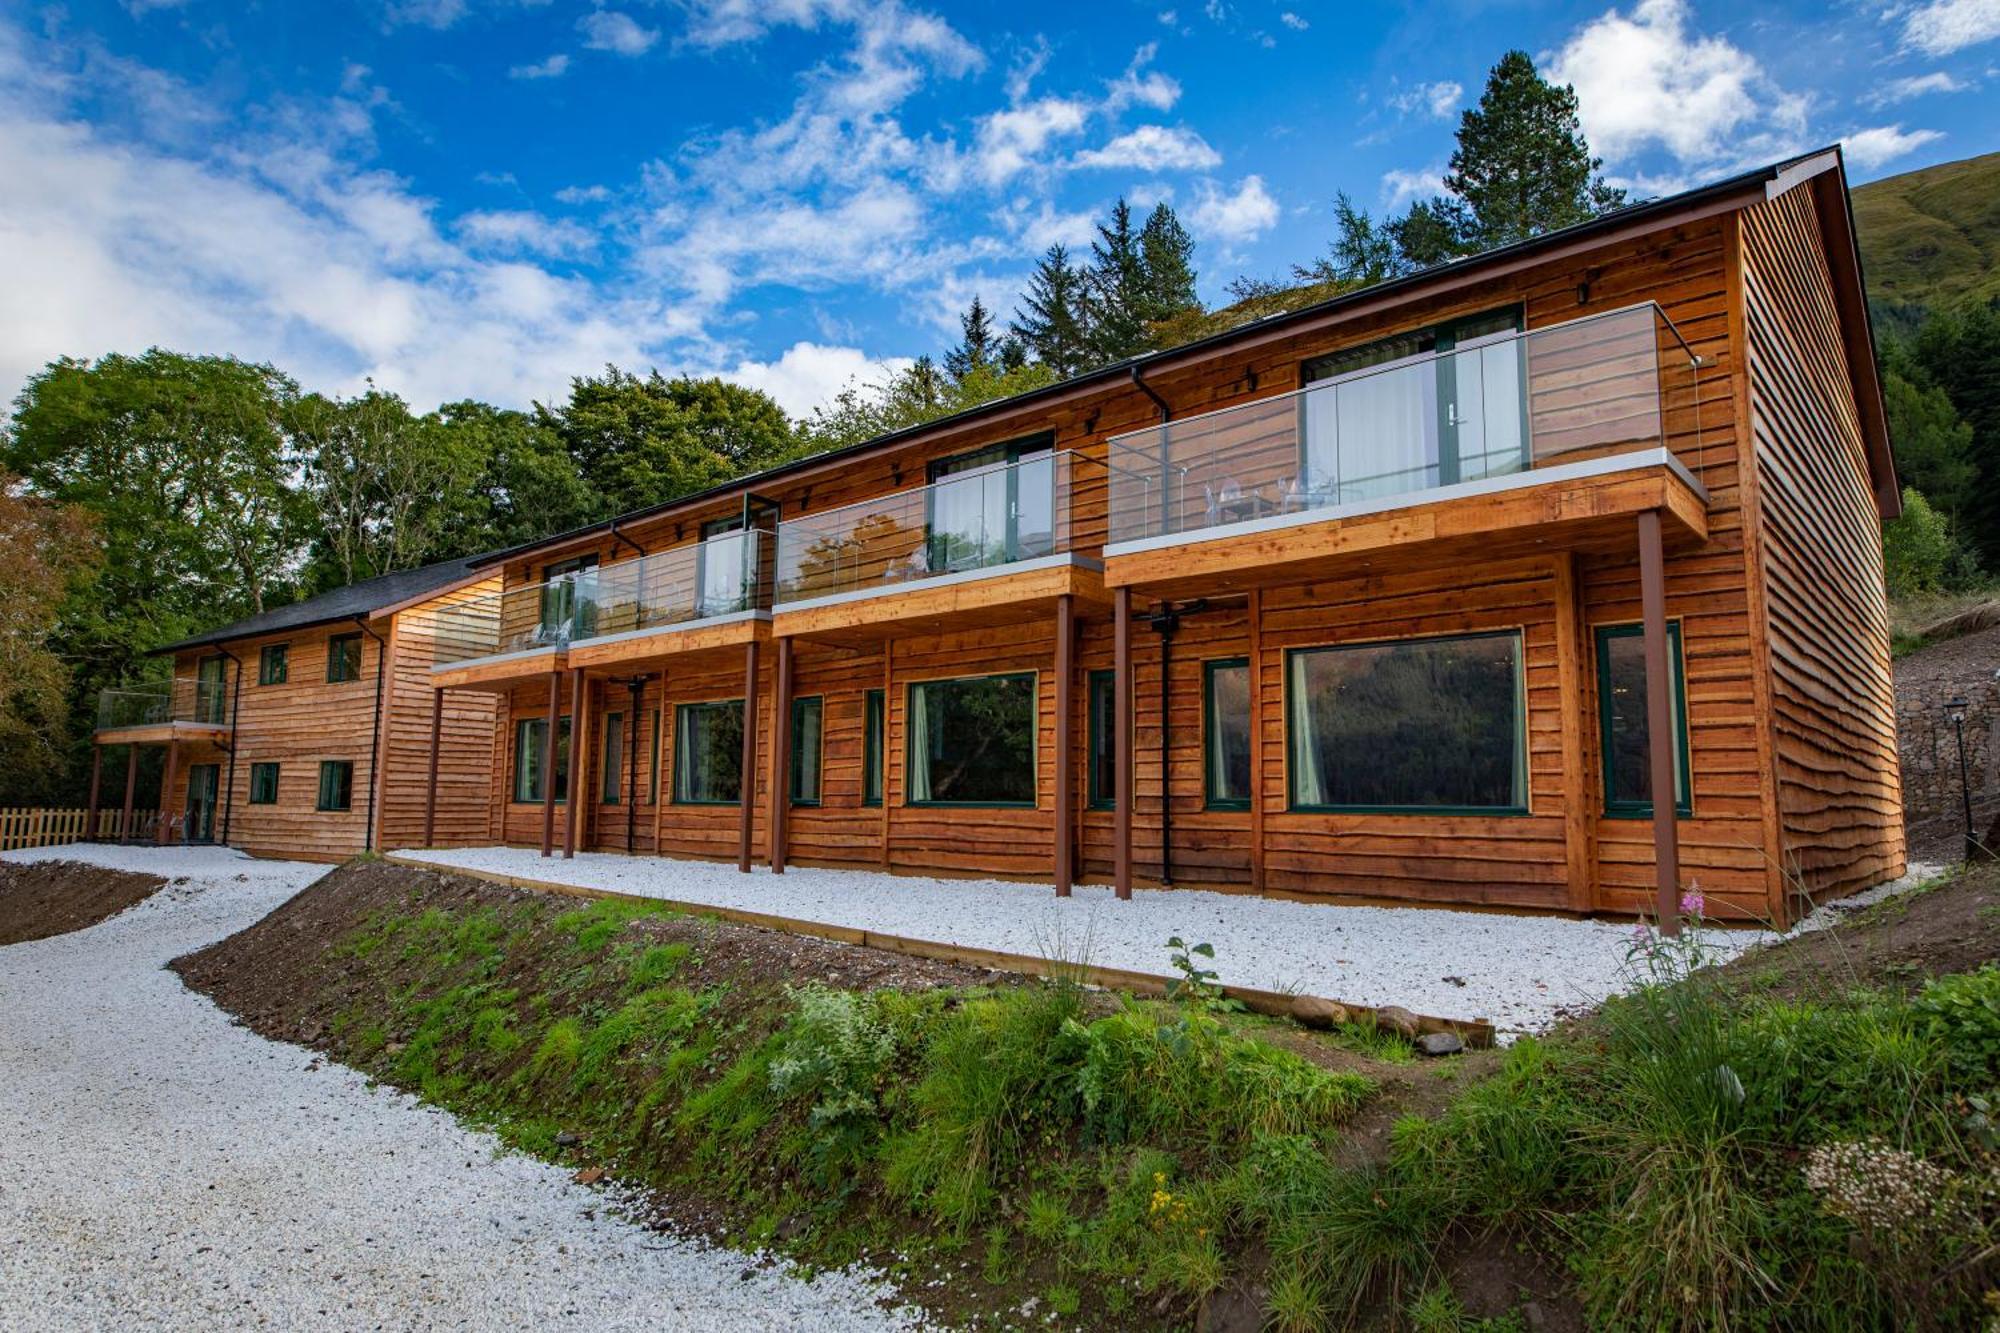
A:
[1137,203,1199,325]
[1295,192,1396,285]
[1010,244,1094,379]
[945,296,999,382]
[1444,50,1626,248]
[1387,197,1473,270]
[1086,199,1150,363]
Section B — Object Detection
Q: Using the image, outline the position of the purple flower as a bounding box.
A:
[1679,888,1706,918]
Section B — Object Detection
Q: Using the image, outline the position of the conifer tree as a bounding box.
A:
[1086,199,1150,363]
[1010,244,1094,378]
[945,296,1000,381]
[1445,50,1625,247]
[1137,203,1199,325]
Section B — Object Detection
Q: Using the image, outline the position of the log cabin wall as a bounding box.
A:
[162,626,383,861]
[1738,182,1906,903]
[451,193,1897,919]
[377,577,504,850]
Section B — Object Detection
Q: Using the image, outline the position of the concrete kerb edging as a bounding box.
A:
[380,853,1498,1048]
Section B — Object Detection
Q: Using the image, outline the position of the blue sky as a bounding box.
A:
[1,0,1994,418]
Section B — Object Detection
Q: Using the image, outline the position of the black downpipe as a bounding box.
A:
[355,616,388,853]
[625,676,646,855]
[217,646,244,847]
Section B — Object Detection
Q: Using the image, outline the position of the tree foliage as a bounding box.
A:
[0,477,98,803]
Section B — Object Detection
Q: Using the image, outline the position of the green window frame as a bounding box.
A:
[790,696,824,807]
[648,709,663,805]
[1086,669,1116,810]
[316,760,354,812]
[248,762,280,804]
[905,671,1038,808]
[1285,629,1528,815]
[601,710,624,806]
[326,633,363,684]
[1595,622,1692,819]
[258,644,288,685]
[923,432,1057,574]
[512,717,572,804]
[862,690,885,807]
[1203,658,1252,811]
[674,699,745,805]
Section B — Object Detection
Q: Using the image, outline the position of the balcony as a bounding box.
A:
[1102,303,1709,593]
[771,449,1106,643]
[429,532,770,686]
[95,677,231,743]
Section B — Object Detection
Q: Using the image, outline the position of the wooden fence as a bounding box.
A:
[0,807,155,852]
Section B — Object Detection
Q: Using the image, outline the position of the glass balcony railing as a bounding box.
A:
[1104,303,1705,546]
[97,675,229,730]
[774,450,1086,606]
[428,531,769,668]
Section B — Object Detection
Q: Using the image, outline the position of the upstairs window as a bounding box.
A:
[259,644,288,685]
[326,633,363,684]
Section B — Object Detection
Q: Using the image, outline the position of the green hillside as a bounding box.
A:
[1853,151,2000,323]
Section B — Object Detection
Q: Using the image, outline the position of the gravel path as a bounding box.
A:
[395,847,1805,1033]
[0,843,927,1333]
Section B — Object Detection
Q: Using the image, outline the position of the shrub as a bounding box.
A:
[1912,966,2000,1089]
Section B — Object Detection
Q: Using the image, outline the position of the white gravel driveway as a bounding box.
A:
[0,844,926,1333]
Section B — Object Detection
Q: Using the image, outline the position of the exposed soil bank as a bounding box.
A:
[0,858,165,944]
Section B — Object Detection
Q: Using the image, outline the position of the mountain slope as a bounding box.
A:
[1853,151,2000,318]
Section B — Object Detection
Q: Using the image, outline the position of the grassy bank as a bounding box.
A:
[174,861,2000,1330]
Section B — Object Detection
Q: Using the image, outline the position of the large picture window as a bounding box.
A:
[906,672,1036,807]
[1286,630,1526,813]
[1204,658,1252,810]
[1086,670,1115,809]
[1596,622,1691,818]
[791,696,824,806]
[674,700,744,805]
[512,717,572,804]
[862,690,884,807]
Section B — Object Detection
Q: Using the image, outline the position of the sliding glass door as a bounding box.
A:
[926,435,1054,574]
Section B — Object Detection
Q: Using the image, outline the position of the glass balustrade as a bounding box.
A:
[773,450,1084,606]
[96,675,230,729]
[1105,303,1704,546]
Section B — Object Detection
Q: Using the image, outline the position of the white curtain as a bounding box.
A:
[1333,361,1438,501]
[1288,654,1328,807]
[907,685,932,802]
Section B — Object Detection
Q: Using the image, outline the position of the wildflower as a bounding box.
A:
[1679,885,1706,918]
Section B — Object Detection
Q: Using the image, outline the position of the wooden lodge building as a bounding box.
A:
[99,148,1906,926]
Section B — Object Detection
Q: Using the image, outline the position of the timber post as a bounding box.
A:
[1638,509,1683,934]
[738,639,760,873]
[564,668,584,859]
[541,667,560,857]
[1053,594,1074,896]
[770,637,793,874]
[120,745,138,845]
[85,745,103,841]
[1114,585,1133,900]
[423,687,444,847]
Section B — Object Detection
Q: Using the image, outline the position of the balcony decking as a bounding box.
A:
[1101,302,1709,597]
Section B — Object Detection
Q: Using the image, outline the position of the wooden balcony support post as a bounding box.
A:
[1053,593,1075,897]
[120,745,138,846]
[770,637,793,874]
[540,666,560,858]
[157,740,179,846]
[423,687,444,848]
[564,667,585,859]
[738,639,761,874]
[85,744,103,841]
[1114,586,1133,900]
[1638,509,1683,935]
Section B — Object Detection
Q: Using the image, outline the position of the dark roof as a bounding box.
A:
[155,553,489,655]
[462,146,1884,567]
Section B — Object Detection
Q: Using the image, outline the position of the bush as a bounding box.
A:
[1883,486,1983,598]
[1913,966,2000,1089]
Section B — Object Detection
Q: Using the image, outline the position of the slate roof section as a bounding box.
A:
[153,553,490,655]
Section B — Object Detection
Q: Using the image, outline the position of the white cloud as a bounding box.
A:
[725,340,913,416]
[1841,124,1946,169]
[456,209,596,258]
[1380,165,1443,210]
[579,10,659,57]
[509,53,570,79]
[554,183,611,204]
[1900,0,2000,55]
[1388,79,1461,120]
[1280,12,1308,30]
[1072,124,1221,172]
[380,0,471,29]
[973,97,1090,185]
[1548,0,1807,172]
[1104,44,1180,112]
[1003,200,1099,252]
[1867,70,1970,105]
[1189,174,1278,244]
